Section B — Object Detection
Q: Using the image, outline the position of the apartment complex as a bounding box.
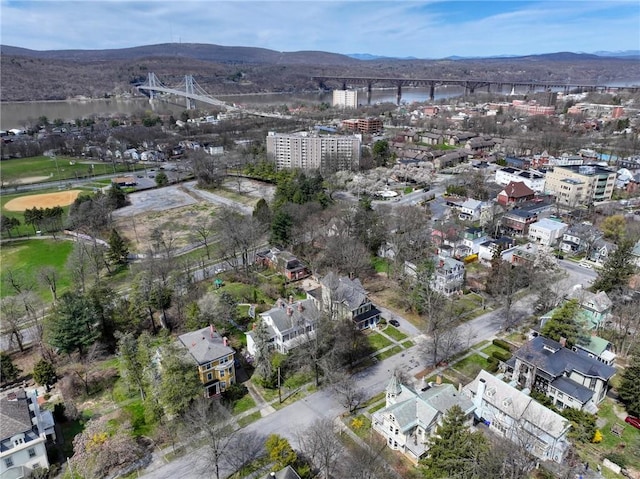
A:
[545,165,616,205]
[266,131,361,171]
[332,89,358,108]
[495,167,546,192]
[342,117,384,134]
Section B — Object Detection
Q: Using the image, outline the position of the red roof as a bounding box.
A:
[502,181,534,198]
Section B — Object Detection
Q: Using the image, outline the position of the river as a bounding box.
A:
[0,86,466,130]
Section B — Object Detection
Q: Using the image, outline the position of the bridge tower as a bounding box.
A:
[147,72,158,100]
[185,75,196,110]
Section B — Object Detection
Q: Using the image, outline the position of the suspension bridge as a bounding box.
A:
[136,72,292,119]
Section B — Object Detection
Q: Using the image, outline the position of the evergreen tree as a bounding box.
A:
[0,353,21,385]
[45,291,100,356]
[156,343,200,416]
[592,239,637,293]
[0,215,20,238]
[32,359,57,389]
[421,405,488,479]
[540,299,587,348]
[618,350,640,417]
[155,171,169,187]
[270,210,293,247]
[253,198,272,225]
[107,228,129,266]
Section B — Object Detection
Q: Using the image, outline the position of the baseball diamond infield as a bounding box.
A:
[4,190,83,211]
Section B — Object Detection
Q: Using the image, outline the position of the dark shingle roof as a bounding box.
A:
[0,391,33,440]
[551,376,594,404]
[178,327,235,365]
[513,336,616,381]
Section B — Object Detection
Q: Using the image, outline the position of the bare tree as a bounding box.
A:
[336,435,392,479]
[321,235,371,280]
[0,296,26,351]
[180,397,238,479]
[329,371,365,414]
[216,208,265,276]
[191,220,216,260]
[222,431,267,477]
[67,241,90,293]
[38,266,60,303]
[296,418,343,479]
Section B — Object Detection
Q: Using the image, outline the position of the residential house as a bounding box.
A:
[432,256,465,296]
[418,131,443,145]
[372,374,475,463]
[501,209,538,236]
[311,272,381,330]
[509,242,545,267]
[460,227,490,255]
[462,370,571,463]
[560,224,602,255]
[256,248,310,281]
[455,199,485,222]
[246,297,319,356]
[257,466,301,479]
[588,238,616,265]
[497,181,535,207]
[1,390,56,479]
[566,287,612,330]
[572,336,616,366]
[465,137,496,155]
[528,218,569,247]
[178,326,236,397]
[478,236,516,263]
[505,336,616,412]
[433,149,471,169]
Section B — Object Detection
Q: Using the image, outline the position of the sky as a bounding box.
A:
[1,0,639,58]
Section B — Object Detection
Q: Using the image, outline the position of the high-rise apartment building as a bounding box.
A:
[332,89,358,108]
[266,131,361,172]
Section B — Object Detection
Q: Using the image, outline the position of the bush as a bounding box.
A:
[492,339,512,351]
[604,453,627,468]
[492,350,512,362]
[222,383,248,405]
[486,356,499,373]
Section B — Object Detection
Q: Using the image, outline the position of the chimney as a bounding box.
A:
[475,377,486,410]
[223,336,228,347]
[289,295,294,304]
[436,375,442,385]
[298,302,304,312]
[210,323,215,338]
[559,337,567,348]
[270,473,276,478]
[287,307,293,316]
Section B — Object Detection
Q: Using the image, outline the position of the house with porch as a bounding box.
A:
[560,224,603,255]
[431,256,465,296]
[505,336,616,413]
[462,370,571,463]
[1,390,56,479]
[309,272,381,330]
[372,374,475,464]
[178,326,236,397]
[588,238,616,265]
[501,209,538,236]
[246,297,320,356]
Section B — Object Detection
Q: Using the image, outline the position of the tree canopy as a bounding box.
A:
[46,291,101,356]
[618,349,640,417]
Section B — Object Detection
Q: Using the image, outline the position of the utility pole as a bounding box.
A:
[278,367,282,404]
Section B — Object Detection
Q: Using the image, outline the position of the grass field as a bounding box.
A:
[0,239,74,299]
[0,156,131,184]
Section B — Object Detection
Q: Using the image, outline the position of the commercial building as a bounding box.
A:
[266,131,361,172]
[495,167,546,192]
[545,165,616,205]
[332,89,358,108]
[342,117,383,134]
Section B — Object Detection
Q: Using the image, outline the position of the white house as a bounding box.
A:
[462,370,571,463]
[246,297,319,356]
[528,218,569,247]
[0,390,56,479]
[456,199,485,221]
[372,375,475,463]
[431,256,465,296]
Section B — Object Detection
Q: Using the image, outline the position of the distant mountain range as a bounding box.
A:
[348,50,640,61]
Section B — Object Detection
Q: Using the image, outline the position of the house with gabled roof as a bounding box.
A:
[462,370,571,463]
[588,238,616,265]
[246,297,320,356]
[312,272,381,330]
[178,326,236,397]
[505,336,616,413]
[497,181,535,207]
[372,374,475,463]
[0,390,56,478]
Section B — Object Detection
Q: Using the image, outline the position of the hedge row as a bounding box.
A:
[492,339,512,351]
[492,350,513,362]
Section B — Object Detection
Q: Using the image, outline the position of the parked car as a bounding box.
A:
[389,319,400,327]
[625,416,640,430]
[579,261,593,269]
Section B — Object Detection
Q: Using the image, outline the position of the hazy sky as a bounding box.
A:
[1,0,639,58]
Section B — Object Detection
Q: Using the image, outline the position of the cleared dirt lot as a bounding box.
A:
[4,189,83,211]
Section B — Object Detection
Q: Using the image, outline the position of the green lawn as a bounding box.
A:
[451,353,489,379]
[366,331,393,351]
[376,345,403,360]
[382,325,408,341]
[232,395,256,415]
[400,340,414,349]
[237,411,262,428]
[0,156,131,184]
[0,239,75,299]
[481,344,510,357]
[371,256,391,274]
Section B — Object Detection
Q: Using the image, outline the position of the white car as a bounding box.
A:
[579,262,593,269]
